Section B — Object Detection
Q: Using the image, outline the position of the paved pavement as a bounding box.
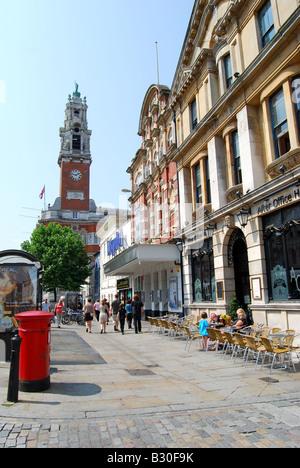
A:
[1,320,300,449]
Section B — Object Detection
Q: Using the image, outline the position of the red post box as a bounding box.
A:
[15,311,54,392]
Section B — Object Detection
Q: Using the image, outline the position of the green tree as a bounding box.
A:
[21,223,91,299]
[228,293,240,322]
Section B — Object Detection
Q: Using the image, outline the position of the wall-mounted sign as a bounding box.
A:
[169,277,178,309]
[216,281,224,300]
[107,230,124,257]
[256,187,300,215]
[117,278,130,290]
[251,277,262,300]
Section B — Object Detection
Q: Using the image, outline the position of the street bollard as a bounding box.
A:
[7,334,22,403]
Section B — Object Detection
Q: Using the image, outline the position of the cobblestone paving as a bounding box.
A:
[1,324,300,449]
[1,402,300,448]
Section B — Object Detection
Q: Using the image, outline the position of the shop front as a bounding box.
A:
[182,177,300,336]
[104,244,182,318]
[252,197,300,331]
[117,277,132,304]
[97,211,131,305]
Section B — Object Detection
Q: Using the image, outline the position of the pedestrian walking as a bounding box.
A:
[41,298,50,312]
[111,294,121,332]
[84,298,95,333]
[54,298,64,329]
[105,298,110,324]
[118,302,127,335]
[99,299,109,334]
[94,299,100,322]
[126,299,133,329]
[132,294,144,334]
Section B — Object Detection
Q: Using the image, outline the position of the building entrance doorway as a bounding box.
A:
[229,229,251,308]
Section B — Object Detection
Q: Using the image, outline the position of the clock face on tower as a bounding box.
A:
[70,169,82,181]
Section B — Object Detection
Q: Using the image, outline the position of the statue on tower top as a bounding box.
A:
[73,81,81,98]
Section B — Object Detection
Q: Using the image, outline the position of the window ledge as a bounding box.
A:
[266,148,300,179]
[225,183,243,202]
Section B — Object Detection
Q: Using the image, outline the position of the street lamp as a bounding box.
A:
[237,207,251,228]
[205,223,216,239]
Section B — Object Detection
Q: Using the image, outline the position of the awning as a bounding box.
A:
[104,244,180,276]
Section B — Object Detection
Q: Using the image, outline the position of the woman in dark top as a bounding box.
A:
[132,294,144,334]
[118,302,127,335]
[84,298,95,333]
[232,308,248,331]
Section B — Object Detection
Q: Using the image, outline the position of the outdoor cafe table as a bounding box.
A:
[268,331,296,371]
[210,322,225,329]
[239,327,265,336]
[268,331,294,346]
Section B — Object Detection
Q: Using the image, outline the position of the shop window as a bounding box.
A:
[270,88,291,159]
[292,75,300,140]
[192,239,216,303]
[224,54,233,89]
[231,130,242,185]
[258,0,275,48]
[264,204,300,301]
[190,98,198,130]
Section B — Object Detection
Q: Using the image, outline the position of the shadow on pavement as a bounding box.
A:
[47,382,102,397]
[51,328,107,366]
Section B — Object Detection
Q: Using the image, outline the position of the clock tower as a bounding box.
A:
[59,84,92,211]
[39,84,115,300]
[39,84,111,257]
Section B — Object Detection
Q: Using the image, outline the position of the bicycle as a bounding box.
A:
[70,310,85,326]
[61,308,85,326]
[61,309,71,325]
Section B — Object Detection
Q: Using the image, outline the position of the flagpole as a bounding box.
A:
[44,186,46,212]
[155,41,160,88]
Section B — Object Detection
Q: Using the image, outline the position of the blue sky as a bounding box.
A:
[0,0,194,250]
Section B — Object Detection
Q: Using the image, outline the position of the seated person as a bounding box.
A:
[220,314,232,326]
[232,308,248,331]
[209,313,221,326]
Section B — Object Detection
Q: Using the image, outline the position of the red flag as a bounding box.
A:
[39,186,45,199]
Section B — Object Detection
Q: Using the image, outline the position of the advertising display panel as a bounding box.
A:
[0,251,43,333]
